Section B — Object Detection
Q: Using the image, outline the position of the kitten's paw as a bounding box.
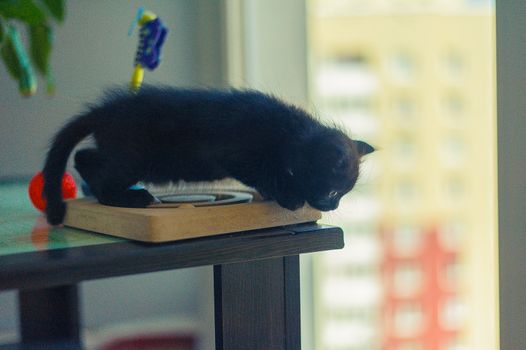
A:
[256,188,274,200]
[98,189,156,208]
[125,189,156,207]
[45,201,66,225]
[276,196,305,211]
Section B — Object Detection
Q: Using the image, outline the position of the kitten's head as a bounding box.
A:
[287,129,374,211]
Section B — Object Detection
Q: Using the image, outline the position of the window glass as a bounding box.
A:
[308,0,497,349]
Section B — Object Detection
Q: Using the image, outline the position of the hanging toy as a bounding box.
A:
[128,7,168,92]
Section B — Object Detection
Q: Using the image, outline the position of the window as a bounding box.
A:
[392,262,423,296]
[393,302,425,336]
[308,0,496,349]
[388,52,417,84]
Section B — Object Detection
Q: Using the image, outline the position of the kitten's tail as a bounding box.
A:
[43,114,95,225]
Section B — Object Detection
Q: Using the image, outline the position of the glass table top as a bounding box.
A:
[0,181,123,257]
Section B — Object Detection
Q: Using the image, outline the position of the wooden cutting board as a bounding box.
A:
[64,198,321,242]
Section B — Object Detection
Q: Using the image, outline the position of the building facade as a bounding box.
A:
[309,1,497,349]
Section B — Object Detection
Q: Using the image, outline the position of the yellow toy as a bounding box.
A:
[128,7,168,92]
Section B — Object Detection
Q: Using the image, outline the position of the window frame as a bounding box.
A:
[496,1,526,349]
[225,1,510,349]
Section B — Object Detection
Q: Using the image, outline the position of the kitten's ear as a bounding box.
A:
[354,140,375,156]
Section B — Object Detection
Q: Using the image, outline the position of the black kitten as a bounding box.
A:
[43,86,374,225]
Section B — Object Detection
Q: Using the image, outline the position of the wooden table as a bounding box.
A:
[0,182,344,350]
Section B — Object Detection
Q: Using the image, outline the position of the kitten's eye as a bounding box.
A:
[333,158,346,172]
[328,190,338,198]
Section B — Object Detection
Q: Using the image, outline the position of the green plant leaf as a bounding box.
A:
[0,0,46,25]
[29,23,52,75]
[45,67,54,95]
[0,25,37,96]
[18,64,37,96]
[39,0,64,22]
[1,26,22,79]
[0,18,5,47]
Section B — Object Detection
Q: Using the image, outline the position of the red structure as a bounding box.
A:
[381,227,461,350]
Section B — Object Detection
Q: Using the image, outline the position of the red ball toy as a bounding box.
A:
[28,171,77,212]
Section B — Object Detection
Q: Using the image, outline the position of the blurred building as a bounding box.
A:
[309,0,497,349]
[381,228,461,350]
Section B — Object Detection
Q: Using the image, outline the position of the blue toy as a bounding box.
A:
[128,7,168,92]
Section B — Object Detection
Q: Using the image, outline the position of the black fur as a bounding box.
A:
[43,86,374,225]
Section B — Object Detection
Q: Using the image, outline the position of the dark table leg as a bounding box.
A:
[18,284,80,345]
[214,255,300,350]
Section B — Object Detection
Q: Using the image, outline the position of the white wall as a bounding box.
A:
[0,1,220,348]
[0,0,200,178]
